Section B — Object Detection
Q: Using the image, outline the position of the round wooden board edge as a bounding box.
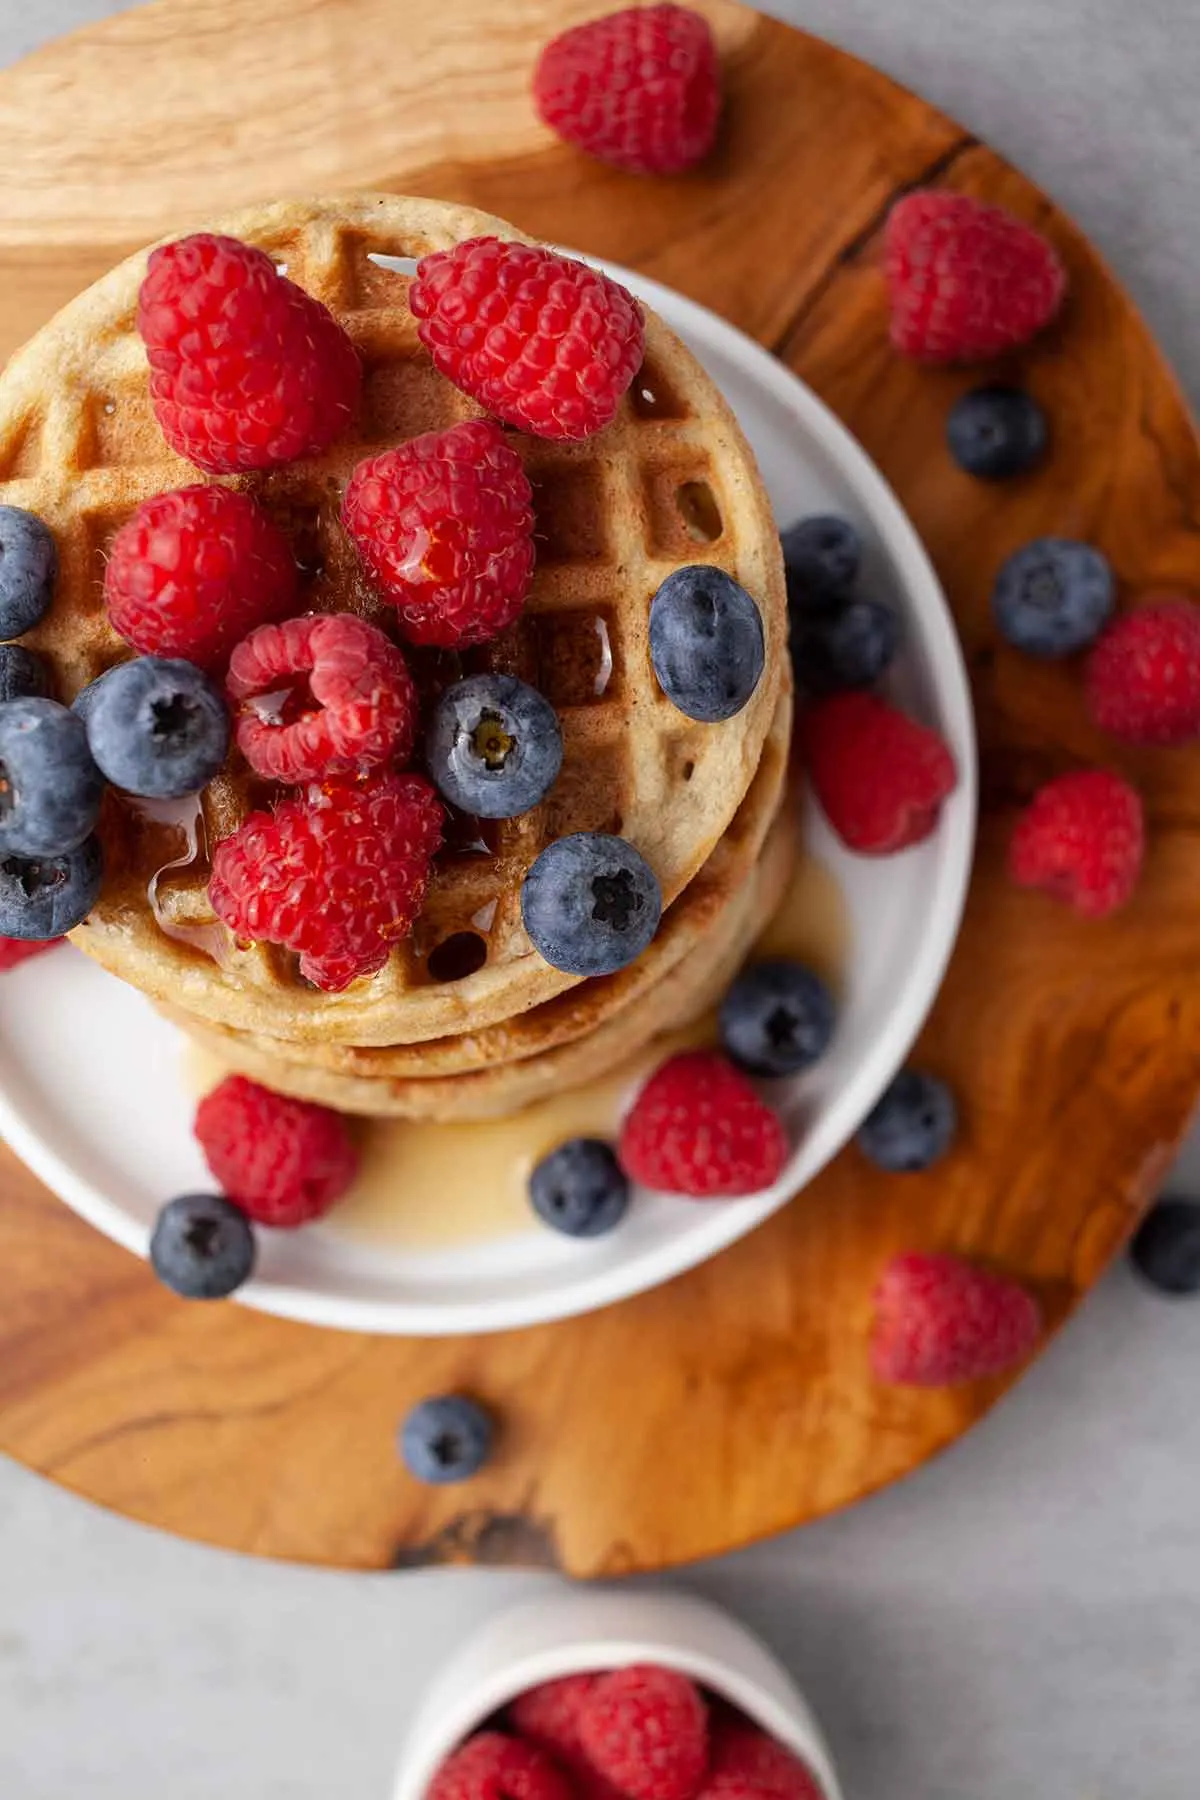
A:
[0,0,1197,1575]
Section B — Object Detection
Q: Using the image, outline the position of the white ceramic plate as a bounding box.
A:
[0,262,976,1337]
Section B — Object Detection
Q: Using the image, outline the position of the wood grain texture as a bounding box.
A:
[0,0,1198,1574]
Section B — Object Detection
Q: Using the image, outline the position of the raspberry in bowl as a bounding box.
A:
[393,1589,842,1800]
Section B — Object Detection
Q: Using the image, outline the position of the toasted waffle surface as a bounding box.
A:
[180,792,796,1122]
[175,686,792,1082]
[0,195,786,1044]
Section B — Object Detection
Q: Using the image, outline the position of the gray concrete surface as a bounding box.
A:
[3,3,1200,1797]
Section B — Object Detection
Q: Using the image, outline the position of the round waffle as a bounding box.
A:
[179,795,796,1122]
[0,194,787,1046]
[173,686,792,1084]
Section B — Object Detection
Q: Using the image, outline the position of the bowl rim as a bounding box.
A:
[392,1590,844,1800]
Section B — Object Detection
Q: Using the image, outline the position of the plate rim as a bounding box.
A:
[0,260,978,1336]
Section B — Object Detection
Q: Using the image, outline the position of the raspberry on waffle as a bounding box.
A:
[342,420,535,646]
[227,612,418,782]
[138,233,362,472]
[105,483,299,669]
[410,239,645,440]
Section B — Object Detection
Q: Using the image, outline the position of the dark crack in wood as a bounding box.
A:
[392,1507,562,1571]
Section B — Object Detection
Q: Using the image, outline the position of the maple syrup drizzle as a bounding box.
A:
[142,796,229,965]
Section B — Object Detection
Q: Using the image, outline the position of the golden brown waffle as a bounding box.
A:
[0,194,786,1045]
[173,686,792,1083]
[180,796,796,1122]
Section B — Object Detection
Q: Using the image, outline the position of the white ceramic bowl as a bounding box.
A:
[394,1588,843,1800]
[0,260,977,1335]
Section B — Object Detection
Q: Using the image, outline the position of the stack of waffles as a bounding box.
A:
[0,195,792,1121]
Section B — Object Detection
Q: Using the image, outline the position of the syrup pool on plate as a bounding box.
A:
[183,841,850,1250]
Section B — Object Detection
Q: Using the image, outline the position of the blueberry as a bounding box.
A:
[948,386,1048,480]
[0,698,103,857]
[719,960,836,1078]
[426,674,563,819]
[992,538,1114,659]
[0,837,103,938]
[1130,1199,1200,1296]
[857,1069,957,1172]
[0,506,56,638]
[0,644,51,704]
[521,832,662,976]
[649,565,765,722]
[781,514,862,607]
[71,665,120,727]
[400,1395,494,1484]
[793,598,899,693]
[529,1137,630,1237]
[84,656,229,798]
[149,1193,257,1300]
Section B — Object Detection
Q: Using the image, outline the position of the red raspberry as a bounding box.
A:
[1009,769,1144,919]
[104,484,299,670]
[802,692,957,855]
[138,234,361,473]
[429,1735,574,1800]
[342,422,534,648]
[0,936,62,973]
[409,240,645,441]
[698,1776,817,1800]
[1085,597,1200,745]
[884,191,1066,362]
[580,1666,709,1800]
[871,1252,1041,1387]
[511,1675,597,1768]
[533,5,721,177]
[227,614,418,782]
[208,771,443,991]
[706,1723,823,1800]
[619,1050,788,1199]
[194,1073,358,1228]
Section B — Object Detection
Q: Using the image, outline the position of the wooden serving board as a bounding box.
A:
[0,0,1198,1575]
